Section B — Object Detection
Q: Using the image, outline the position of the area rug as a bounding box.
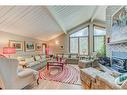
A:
[38,65,81,85]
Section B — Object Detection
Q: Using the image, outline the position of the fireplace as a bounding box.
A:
[111,52,127,73]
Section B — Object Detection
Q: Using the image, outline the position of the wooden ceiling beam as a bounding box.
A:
[90,6,99,22]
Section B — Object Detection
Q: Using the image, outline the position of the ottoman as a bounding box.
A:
[78,60,94,68]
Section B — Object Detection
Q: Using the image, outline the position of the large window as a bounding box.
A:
[93,26,106,56]
[70,38,78,53]
[70,27,88,54]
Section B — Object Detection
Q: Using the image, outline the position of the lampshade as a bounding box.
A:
[46,48,53,55]
[3,47,16,54]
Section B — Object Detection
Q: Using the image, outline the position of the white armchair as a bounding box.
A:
[0,58,38,89]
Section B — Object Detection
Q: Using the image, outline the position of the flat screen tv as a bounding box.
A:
[111,6,127,42]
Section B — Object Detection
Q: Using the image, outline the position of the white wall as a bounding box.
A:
[47,33,68,54]
[47,20,106,55]
[0,31,46,57]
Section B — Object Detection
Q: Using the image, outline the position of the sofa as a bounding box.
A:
[55,53,79,64]
[64,53,79,64]
[18,54,47,70]
[78,58,99,68]
[0,58,38,89]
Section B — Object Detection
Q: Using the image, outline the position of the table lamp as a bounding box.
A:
[3,47,16,58]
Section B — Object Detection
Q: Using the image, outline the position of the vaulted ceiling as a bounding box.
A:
[0,6,107,41]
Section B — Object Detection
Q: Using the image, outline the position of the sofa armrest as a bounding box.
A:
[121,79,127,89]
[17,68,37,78]
[96,75,120,89]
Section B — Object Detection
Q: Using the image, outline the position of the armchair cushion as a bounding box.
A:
[121,79,127,89]
[115,73,127,85]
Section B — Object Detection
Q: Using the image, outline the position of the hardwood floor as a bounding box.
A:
[31,80,84,89]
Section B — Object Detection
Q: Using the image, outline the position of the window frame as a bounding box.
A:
[69,26,89,55]
[93,25,106,52]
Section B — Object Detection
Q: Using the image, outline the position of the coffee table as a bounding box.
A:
[47,59,64,70]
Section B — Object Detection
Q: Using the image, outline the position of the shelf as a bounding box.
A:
[107,39,127,45]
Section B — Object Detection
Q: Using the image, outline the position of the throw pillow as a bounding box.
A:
[115,73,127,85]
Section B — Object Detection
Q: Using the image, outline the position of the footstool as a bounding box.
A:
[78,60,94,68]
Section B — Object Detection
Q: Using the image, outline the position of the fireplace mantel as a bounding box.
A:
[107,39,127,45]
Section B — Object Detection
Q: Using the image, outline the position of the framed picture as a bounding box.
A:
[9,40,23,51]
[25,41,35,51]
[36,43,42,51]
[111,6,127,42]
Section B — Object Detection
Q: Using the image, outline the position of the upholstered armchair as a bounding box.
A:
[66,54,79,64]
[0,58,38,89]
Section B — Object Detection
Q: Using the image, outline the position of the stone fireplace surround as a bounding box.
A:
[99,39,127,73]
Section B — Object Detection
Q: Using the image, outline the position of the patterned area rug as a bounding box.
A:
[39,65,81,85]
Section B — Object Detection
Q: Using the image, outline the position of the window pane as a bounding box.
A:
[94,36,105,52]
[70,38,78,53]
[70,27,88,37]
[79,37,88,55]
[94,26,106,35]
[69,27,89,54]
[94,26,106,56]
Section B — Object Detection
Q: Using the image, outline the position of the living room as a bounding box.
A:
[0,5,127,91]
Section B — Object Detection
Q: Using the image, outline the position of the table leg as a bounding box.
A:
[62,64,63,71]
[37,77,39,85]
[47,63,49,70]
[89,80,92,89]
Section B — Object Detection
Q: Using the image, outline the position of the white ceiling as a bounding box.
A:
[0,6,106,41]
